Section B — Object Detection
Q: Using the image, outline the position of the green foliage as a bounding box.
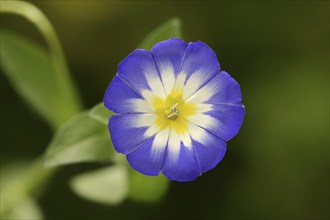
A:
[0,1,82,214]
[70,163,129,205]
[45,110,115,167]
[138,17,182,50]
[0,30,68,129]
[1,0,82,127]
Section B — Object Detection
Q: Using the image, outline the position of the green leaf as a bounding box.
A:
[45,110,114,167]
[138,17,182,50]
[128,168,170,203]
[0,30,70,129]
[70,160,169,205]
[70,164,129,205]
[89,102,114,125]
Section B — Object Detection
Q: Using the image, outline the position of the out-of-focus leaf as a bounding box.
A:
[1,198,44,220]
[89,102,113,125]
[138,17,182,50]
[0,30,77,129]
[45,110,114,167]
[128,168,170,203]
[70,164,128,205]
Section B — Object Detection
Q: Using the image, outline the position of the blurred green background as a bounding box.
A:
[1,1,329,219]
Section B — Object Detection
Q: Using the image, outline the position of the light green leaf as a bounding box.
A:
[70,164,129,205]
[45,110,114,167]
[138,17,182,50]
[129,168,170,203]
[89,102,114,125]
[1,198,44,220]
[0,30,69,129]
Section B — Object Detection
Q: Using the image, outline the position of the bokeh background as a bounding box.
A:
[1,1,329,219]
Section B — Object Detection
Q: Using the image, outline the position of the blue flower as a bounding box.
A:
[104,39,245,182]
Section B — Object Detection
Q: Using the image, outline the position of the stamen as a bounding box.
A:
[165,103,179,120]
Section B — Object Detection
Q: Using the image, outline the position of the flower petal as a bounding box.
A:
[117,49,166,100]
[187,70,243,105]
[186,122,227,173]
[180,41,220,100]
[187,103,244,141]
[109,114,158,154]
[127,127,169,176]
[207,104,245,141]
[104,76,152,113]
[192,126,227,173]
[161,129,201,182]
[151,39,188,95]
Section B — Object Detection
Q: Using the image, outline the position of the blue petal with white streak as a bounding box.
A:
[117,49,166,99]
[162,141,201,182]
[104,76,151,114]
[192,129,227,173]
[127,128,168,176]
[109,114,156,154]
[151,39,188,94]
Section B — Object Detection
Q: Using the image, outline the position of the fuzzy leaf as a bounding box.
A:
[45,110,114,167]
[70,164,128,205]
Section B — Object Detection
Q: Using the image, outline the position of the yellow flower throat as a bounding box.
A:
[151,89,196,134]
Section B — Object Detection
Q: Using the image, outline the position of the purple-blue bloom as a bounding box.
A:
[104,39,245,182]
